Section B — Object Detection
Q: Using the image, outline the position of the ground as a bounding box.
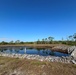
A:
[0,56,76,75]
[0,44,69,48]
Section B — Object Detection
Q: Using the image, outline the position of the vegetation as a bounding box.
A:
[0,34,76,75]
[0,33,76,46]
[0,56,76,75]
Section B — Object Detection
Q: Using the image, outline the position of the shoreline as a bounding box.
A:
[0,44,76,64]
[0,44,69,47]
[0,53,72,64]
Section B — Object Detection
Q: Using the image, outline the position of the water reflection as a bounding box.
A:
[0,49,4,52]
[0,47,69,57]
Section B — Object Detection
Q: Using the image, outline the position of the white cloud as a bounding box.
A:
[0,37,14,41]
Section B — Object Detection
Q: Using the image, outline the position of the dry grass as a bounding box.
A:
[0,44,69,47]
[0,56,76,75]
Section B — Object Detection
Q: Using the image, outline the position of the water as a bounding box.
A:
[0,47,69,57]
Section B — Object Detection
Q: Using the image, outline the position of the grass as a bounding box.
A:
[0,44,69,47]
[0,56,76,75]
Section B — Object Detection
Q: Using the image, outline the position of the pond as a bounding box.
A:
[0,47,69,57]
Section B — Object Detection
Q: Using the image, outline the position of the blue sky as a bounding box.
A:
[0,0,76,42]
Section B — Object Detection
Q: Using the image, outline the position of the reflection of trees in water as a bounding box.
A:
[37,48,47,54]
[36,48,41,53]
[36,48,41,51]
[20,47,24,50]
[0,47,55,56]
[27,47,33,49]
[12,47,24,53]
[42,49,49,55]
[9,48,13,53]
[14,49,19,53]
[46,51,48,54]
[42,50,45,53]
[0,48,8,52]
[0,47,25,54]
[0,49,4,52]
[41,49,55,56]
[49,51,55,56]
[3,48,7,50]
[36,48,46,50]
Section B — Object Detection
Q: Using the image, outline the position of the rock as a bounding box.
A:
[71,49,76,59]
[0,52,72,64]
[52,45,68,50]
[67,46,76,60]
[9,70,24,75]
[52,45,69,53]
[52,45,76,64]
[68,46,76,54]
[71,60,76,64]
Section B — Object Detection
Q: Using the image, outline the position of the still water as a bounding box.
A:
[0,47,69,57]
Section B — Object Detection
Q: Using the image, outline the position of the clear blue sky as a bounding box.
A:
[0,0,76,42]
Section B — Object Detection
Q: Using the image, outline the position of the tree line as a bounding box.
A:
[0,33,76,45]
[36,33,76,45]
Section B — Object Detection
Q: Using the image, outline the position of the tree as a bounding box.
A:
[48,36,54,44]
[42,39,45,44]
[45,38,48,44]
[37,39,41,44]
[73,33,76,41]
[20,41,24,44]
[62,37,64,41]
[68,35,73,41]
[0,41,8,45]
[15,40,20,44]
[9,40,14,44]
